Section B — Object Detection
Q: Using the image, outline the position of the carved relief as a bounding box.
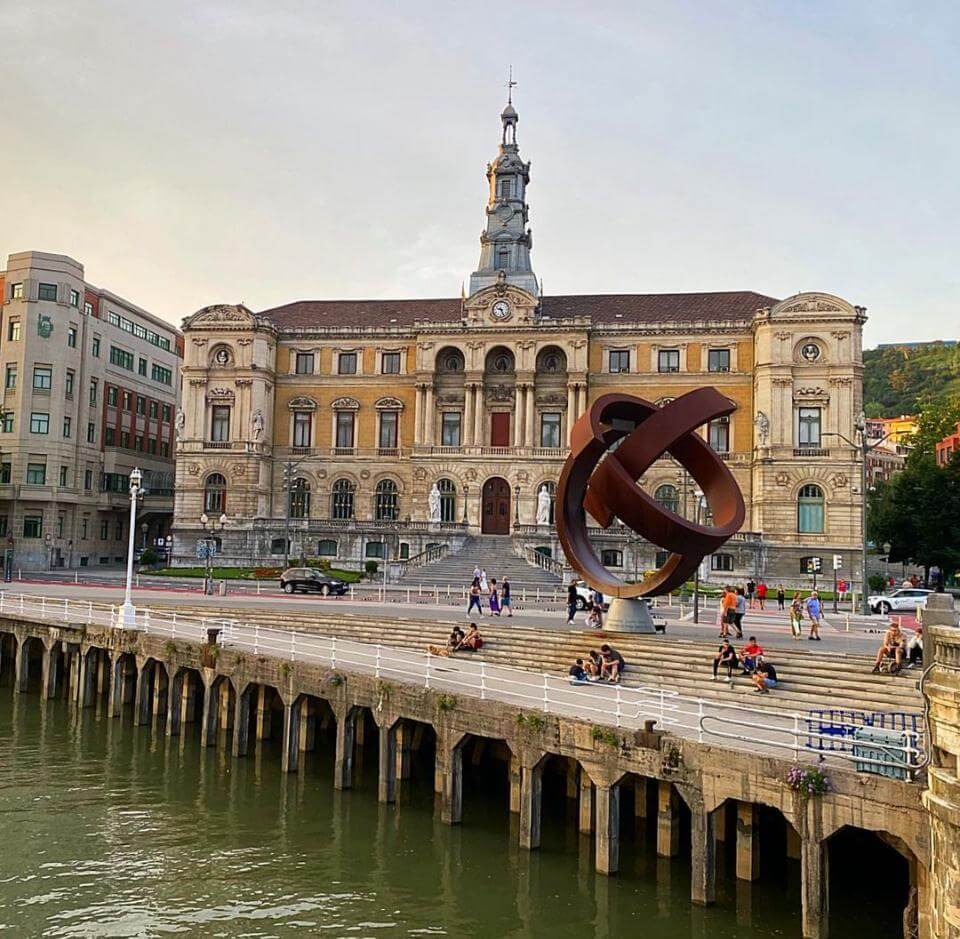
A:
[795,387,827,398]
[191,337,209,347]
[413,467,428,481]
[330,396,360,410]
[288,396,318,411]
[486,384,515,403]
[775,472,790,487]
[374,396,405,411]
[237,337,253,346]
[189,303,256,325]
[465,468,478,482]
[359,469,371,480]
[832,473,848,488]
[207,387,235,400]
[187,463,201,477]
[230,464,246,479]
[781,299,842,313]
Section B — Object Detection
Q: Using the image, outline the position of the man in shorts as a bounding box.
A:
[872,622,905,673]
[752,660,778,693]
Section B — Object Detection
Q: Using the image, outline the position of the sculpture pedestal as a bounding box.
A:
[603,598,657,634]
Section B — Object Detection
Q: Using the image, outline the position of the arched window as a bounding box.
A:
[331,479,355,520]
[654,484,679,515]
[438,477,457,523]
[797,484,825,533]
[375,479,399,521]
[204,473,226,513]
[289,478,310,519]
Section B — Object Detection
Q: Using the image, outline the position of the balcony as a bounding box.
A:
[411,445,568,459]
[275,446,409,460]
[793,447,831,458]
[248,516,468,533]
[206,440,237,450]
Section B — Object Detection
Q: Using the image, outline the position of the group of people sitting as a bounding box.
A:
[872,622,923,674]
[427,623,484,656]
[711,636,779,693]
[568,644,626,684]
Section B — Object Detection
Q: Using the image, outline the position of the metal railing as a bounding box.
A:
[0,590,925,778]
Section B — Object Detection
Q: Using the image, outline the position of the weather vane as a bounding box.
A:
[506,65,516,104]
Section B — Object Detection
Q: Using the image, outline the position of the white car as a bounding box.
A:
[867,588,931,615]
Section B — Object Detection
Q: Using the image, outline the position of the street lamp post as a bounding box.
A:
[823,416,891,616]
[119,467,143,628]
[693,489,706,623]
[141,521,149,550]
[199,512,228,596]
[883,541,892,586]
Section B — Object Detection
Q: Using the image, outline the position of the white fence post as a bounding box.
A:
[254,624,260,656]
[375,644,381,679]
[615,685,622,727]
[87,601,93,624]
[19,594,25,615]
[425,652,431,689]
[480,661,486,700]
[697,699,704,743]
[63,598,69,622]
[542,673,549,712]
[143,610,151,632]
[290,631,296,662]
[331,636,337,670]
[793,713,801,762]
[40,597,46,619]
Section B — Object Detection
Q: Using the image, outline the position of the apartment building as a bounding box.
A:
[0,251,182,569]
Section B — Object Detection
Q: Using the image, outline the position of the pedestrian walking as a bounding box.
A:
[566,581,579,625]
[776,584,786,611]
[746,579,756,610]
[805,590,823,640]
[467,579,483,616]
[756,580,767,610]
[501,576,513,617]
[480,568,489,592]
[489,579,501,616]
[789,593,803,639]
[734,587,746,638]
[720,585,737,638]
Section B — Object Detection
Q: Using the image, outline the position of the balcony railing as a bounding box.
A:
[793,447,831,458]
[248,517,468,533]
[205,440,237,449]
[412,445,568,459]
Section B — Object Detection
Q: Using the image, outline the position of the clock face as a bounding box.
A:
[491,300,511,321]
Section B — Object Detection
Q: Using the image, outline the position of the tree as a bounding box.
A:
[869,451,960,582]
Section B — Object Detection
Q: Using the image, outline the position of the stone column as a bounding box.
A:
[577,384,586,417]
[281,698,301,773]
[436,734,463,825]
[334,707,356,790]
[255,685,272,740]
[395,721,412,782]
[474,385,484,446]
[519,761,544,850]
[524,383,535,448]
[42,642,59,699]
[414,385,425,445]
[14,635,28,694]
[635,778,649,820]
[109,657,124,718]
[736,802,760,881]
[232,686,251,758]
[579,771,594,834]
[565,759,579,800]
[79,651,97,708]
[218,682,233,732]
[509,754,522,814]
[166,670,184,737]
[691,809,717,905]
[423,385,435,446]
[464,384,475,447]
[151,664,167,728]
[657,781,680,857]
[595,785,620,874]
[200,679,217,748]
[96,651,108,698]
[133,664,151,727]
[66,644,81,703]
[566,383,577,444]
[298,697,315,751]
[786,824,801,860]
[378,721,398,804]
[513,386,524,447]
[801,838,829,939]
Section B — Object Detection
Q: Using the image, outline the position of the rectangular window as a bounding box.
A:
[711,553,734,571]
[0,463,10,483]
[441,412,461,447]
[495,246,510,270]
[540,412,562,448]
[335,411,355,450]
[149,400,158,419]
[68,326,77,348]
[601,549,623,567]
[62,416,72,438]
[381,352,401,374]
[1,413,12,433]
[708,416,729,453]
[59,466,68,487]
[136,395,146,416]
[81,518,88,539]
[134,436,143,451]
[162,404,171,422]
[293,412,312,447]
[92,336,100,357]
[84,469,92,490]
[4,365,16,389]
[338,352,357,375]
[107,386,118,406]
[87,422,96,444]
[211,405,231,442]
[151,364,172,385]
[147,437,157,454]
[658,349,680,373]
[100,520,109,540]
[69,289,80,307]
[0,519,7,537]
[23,516,43,538]
[138,357,148,376]
[378,411,398,450]
[26,463,46,485]
[89,379,98,405]
[295,352,314,375]
[38,282,57,301]
[115,521,123,541]
[365,541,385,559]
[30,412,49,434]
[498,177,513,198]
[798,407,822,447]
[65,370,75,397]
[83,301,93,316]
[32,366,52,390]
[123,391,132,411]
[160,441,170,457]
[110,346,134,370]
[609,350,630,373]
[8,320,20,341]
[707,348,730,372]
[10,283,23,300]
[119,431,130,449]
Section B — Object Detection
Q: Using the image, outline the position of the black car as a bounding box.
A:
[279,567,348,596]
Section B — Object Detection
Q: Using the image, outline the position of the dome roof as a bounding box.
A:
[501,102,517,121]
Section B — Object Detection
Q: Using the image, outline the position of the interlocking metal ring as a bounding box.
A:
[556,388,746,598]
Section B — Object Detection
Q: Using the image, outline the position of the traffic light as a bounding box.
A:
[833,554,842,571]
[806,556,822,574]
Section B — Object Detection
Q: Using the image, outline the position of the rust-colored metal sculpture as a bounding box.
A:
[556,388,746,598]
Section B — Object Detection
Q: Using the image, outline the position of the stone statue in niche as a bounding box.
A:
[536,484,552,525]
[251,410,264,441]
[428,483,442,522]
[174,408,185,441]
[754,411,770,447]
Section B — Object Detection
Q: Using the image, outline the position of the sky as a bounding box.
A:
[1,0,958,347]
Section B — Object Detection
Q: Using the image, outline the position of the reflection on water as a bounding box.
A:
[0,692,903,937]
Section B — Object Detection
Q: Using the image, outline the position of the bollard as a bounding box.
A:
[74,571,79,585]
[845,614,850,632]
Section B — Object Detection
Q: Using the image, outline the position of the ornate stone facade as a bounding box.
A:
[172,100,866,586]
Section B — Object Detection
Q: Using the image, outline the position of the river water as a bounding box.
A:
[0,692,905,937]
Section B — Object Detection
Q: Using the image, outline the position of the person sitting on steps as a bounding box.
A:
[461,622,484,651]
[752,660,778,693]
[712,639,739,681]
[873,622,905,673]
[568,658,590,683]
[599,644,625,682]
[740,636,764,674]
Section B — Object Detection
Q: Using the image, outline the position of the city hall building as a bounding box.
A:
[172,98,866,585]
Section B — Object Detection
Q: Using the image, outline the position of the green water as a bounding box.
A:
[0,692,906,937]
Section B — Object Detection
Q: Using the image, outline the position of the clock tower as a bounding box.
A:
[467,89,539,298]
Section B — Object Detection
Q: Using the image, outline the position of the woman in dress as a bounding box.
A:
[489,579,501,616]
[789,593,804,639]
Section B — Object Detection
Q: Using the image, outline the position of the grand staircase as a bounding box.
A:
[400,535,563,589]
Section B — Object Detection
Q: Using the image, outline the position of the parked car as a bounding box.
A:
[867,587,931,615]
[279,568,348,596]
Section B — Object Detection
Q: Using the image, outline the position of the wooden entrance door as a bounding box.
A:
[490,412,511,447]
[481,477,511,534]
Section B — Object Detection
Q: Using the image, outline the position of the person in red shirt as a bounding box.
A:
[755,581,768,610]
[740,636,764,674]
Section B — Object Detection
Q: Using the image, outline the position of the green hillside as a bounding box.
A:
[863,341,960,417]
